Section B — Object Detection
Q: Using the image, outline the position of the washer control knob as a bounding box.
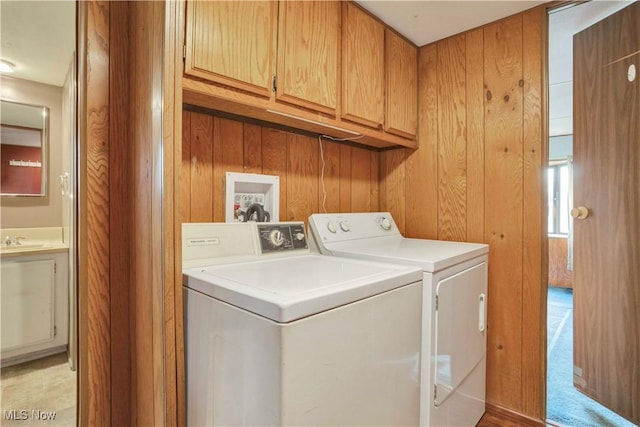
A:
[339,221,351,232]
[269,229,285,247]
[294,232,305,241]
[327,221,337,233]
[379,217,392,231]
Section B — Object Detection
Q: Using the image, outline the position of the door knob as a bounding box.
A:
[571,206,590,220]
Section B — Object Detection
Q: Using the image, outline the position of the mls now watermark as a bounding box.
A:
[4,409,57,421]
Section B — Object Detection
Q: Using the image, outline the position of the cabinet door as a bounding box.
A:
[385,30,417,138]
[1,260,55,352]
[341,3,384,129]
[276,1,340,115]
[184,1,277,97]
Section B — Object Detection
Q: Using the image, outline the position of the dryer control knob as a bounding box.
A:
[379,217,392,231]
[269,229,285,247]
[340,221,351,232]
[327,221,337,233]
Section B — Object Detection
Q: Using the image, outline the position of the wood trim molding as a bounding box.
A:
[80,1,179,425]
[79,1,112,426]
[109,2,132,425]
[164,0,184,425]
[484,403,546,426]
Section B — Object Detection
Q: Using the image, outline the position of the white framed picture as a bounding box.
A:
[225,172,279,223]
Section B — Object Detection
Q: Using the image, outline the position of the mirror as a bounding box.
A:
[1,99,48,197]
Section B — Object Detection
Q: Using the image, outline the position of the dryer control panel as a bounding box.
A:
[308,212,401,245]
[257,223,308,253]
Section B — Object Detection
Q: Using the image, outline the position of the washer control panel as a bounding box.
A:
[258,223,308,253]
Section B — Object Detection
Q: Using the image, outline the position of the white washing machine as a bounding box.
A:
[308,212,489,427]
[182,221,424,426]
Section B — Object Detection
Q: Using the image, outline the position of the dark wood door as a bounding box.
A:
[573,3,639,424]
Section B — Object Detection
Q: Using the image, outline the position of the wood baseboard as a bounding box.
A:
[478,403,546,427]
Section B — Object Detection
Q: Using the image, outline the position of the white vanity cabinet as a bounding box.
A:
[1,251,69,365]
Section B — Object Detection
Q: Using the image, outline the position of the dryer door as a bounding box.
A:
[433,262,487,408]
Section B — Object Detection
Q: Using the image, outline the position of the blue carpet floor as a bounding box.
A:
[546,286,636,427]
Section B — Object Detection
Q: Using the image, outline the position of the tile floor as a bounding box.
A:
[1,352,76,427]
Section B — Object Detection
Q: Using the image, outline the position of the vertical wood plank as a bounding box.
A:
[380,149,406,233]
[181,111,191,222]
[406,44,438,239]
[351,146,372,212]
[189,113,213,222]
[82,1,111,425]
[437,34,468,241]
[215,117,244,222]
[318,138,341,213]
[210,117,223,222]
[484,15,525,412]
[109,2,130,425]
[339,144,352,212]
[262,128,288,220]
[148,4,167,423]
[128,2,168,423]
[163,0,182,422]
[287,134,319,222]
[243,123,262,174]
[369,151,379,212]
[77,4,89,422]
[522,7,545,419]
[466,28,485,244]
[219,118,244,170]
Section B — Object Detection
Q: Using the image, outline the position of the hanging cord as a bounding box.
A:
[317,133,364,213]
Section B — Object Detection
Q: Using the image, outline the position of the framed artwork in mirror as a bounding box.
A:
[0,99,49,197]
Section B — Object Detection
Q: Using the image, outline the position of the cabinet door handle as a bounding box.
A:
[479,294,486,332]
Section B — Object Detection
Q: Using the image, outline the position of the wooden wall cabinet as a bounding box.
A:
[276,1,340,115]
[184,1,277,97]
[182,0,418,150]
[385,30,418,138]
[341,2,385,129]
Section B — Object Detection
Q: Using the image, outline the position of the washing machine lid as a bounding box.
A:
[183,254,422,323]
[323,236,488,273]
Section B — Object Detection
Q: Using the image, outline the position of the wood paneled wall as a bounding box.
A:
[181,111,380,223]
[80,1,180,425]
[380,7,547,420]
[82,2,548,425]
[549,237,573,288]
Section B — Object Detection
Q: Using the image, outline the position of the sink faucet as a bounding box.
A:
[3,236,25,246]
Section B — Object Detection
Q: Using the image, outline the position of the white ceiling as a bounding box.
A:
[356,1,546,46]
[0,1,75,87]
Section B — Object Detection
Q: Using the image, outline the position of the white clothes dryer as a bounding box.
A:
[182,221,423,426]
[308,212,489,427]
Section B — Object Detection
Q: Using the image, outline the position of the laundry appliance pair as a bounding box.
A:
[182,213,488,426]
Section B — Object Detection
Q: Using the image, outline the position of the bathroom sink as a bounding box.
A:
[0,243,47,252]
